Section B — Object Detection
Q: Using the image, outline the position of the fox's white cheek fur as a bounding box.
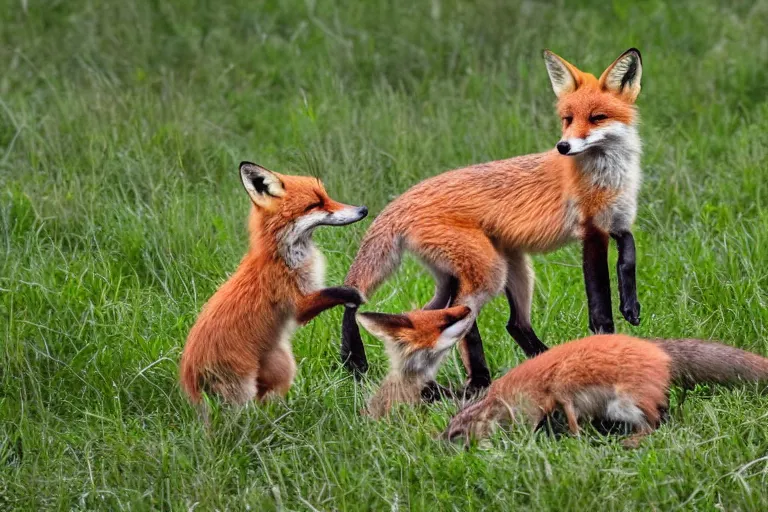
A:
[574,120,643,191]
[289,211,328,240]
[278,211,327,268]
[435,317,474,351]
[563,121,630,155]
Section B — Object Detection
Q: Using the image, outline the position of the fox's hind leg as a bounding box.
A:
[422,269,458,311]
[504,251,548,357]
[606,393,660,448]
[415,229,507,394]
[419,271,459,401]
[256,345,297,400]
[201,366,258,405]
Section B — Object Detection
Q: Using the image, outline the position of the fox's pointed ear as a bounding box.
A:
[543,50,581,98]
[435,306,473,350]
[357,312,414,342]
[599,48,642,102]
[239,161,285,208]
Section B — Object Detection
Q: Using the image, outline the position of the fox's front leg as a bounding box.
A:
[296,287,364,324]
[582,226,614,334]
[610,231,640,326]
[561,400,581,436]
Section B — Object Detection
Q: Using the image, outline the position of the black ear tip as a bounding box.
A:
[626,48,642,63]
[239,161,256,170]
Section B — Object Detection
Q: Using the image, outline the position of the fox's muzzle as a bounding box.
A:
[323,205,368,226]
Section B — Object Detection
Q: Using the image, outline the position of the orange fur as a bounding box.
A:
[357,306,473,417]
[180,163,366,404]
[445,335,768,445]
[344,49,645,378]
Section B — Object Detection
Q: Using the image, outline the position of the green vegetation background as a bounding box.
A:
[2,0,767,509]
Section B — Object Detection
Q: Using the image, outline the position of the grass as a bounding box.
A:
[2,0,768,509]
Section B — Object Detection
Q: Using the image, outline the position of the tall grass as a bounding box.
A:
[2,0,767,509]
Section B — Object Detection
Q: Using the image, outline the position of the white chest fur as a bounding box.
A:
[575,122,642,234]
[293,244,326,295]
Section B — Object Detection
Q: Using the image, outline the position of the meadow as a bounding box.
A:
[2,0,768,509]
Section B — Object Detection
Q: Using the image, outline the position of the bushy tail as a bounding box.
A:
[343,223,403,296]
[341,220,404,374]
[657,339,768,388]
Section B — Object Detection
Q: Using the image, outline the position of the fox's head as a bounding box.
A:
[357,305,473,381]
[239,161,368,250]
[358,305,473,418]
[543,48,642,158]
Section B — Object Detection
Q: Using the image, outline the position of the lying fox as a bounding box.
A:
[180,162,367,405]
[445,335,768,447]
[342,48,645,394]
[358,310,768,445]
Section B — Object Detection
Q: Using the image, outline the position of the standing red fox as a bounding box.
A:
[180,162,367,404]
[444,335,768,447]
[357,310,768,445]
[341,48,645,394]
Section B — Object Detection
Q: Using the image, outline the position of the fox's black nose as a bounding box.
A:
[556,141,571,155]
[358,206,368,218]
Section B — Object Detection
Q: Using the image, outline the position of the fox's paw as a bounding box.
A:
[588,317,615,335]
[324,286,365,307]
[340,286,365,307]
[620,300,641,326]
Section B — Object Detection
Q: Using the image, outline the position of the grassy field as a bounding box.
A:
[2,0,768,509]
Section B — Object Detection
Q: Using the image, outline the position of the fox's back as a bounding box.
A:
[372,150,580,251]
[495,335,672,399]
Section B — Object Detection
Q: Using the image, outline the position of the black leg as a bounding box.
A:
[439,279,490,395]
[459,322,492,396]
[610,230,641,326]
[423,276,458,311]
[504,289,548,357]
[582,226,614,334]
[341,306,368,376]
[421,381,454,403]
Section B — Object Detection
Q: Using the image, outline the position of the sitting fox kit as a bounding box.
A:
[179,162,367,404]
[444,335,768,447]
[341,48,645,393]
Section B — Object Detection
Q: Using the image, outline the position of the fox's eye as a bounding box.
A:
[304,201,323,213]
[589,114,608,123]
[562,116,573,126]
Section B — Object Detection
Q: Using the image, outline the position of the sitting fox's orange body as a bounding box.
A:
[180,162,367,404]
[342,49,646,394]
